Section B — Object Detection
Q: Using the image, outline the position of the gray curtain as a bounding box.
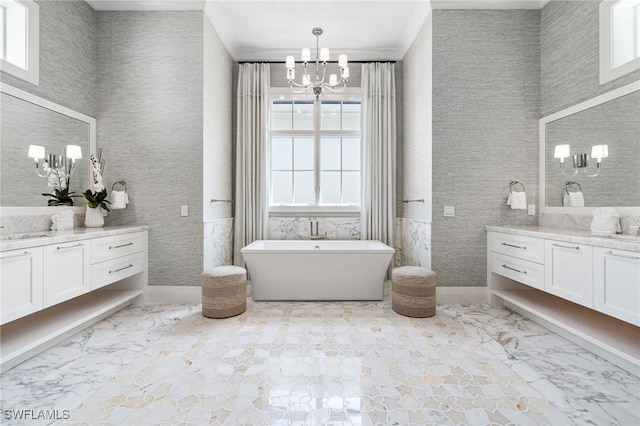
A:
[360,62,396,247]
[234,63,270,265]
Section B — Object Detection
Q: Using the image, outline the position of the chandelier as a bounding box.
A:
[285,27,349,100]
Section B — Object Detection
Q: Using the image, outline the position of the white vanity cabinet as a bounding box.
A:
[545,240,593,308]
[43,241,91,308]
[594,247,640,326]
[91,233,145,290]
[0,247,43,324]
[0,227,147,373]
[487,226,640,376]
[489,233,545,290]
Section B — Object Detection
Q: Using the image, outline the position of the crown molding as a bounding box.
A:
[87,0,206,11]
[431,0,547,9]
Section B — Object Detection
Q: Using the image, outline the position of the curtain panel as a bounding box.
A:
[360,62,397,248]
[234,63,271,265]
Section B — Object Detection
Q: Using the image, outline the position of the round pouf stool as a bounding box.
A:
[391,266,436,318]
[202,266,247,318]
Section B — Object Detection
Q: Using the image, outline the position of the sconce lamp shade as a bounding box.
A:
[554,144,570,159]
[591,144,608,160]
[66,145,83,160]
[28,145,45,160]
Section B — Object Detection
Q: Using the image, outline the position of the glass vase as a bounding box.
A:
[84,206,104,228]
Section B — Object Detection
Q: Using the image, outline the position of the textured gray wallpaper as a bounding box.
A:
[97,11,204,287]
[541,0,640,116]
[432,10,540,288]
[0,0,96,117]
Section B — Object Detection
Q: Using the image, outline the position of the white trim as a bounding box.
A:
[436,286,490,304]
[269,205,360,214]
[143,285,202,304]
[431,0,545,9]
[0,83,97,211]
[600,0,640,85]
[270,87,360,102]
[0,0,39,85]
[143,283,490,305]
[88,0,206,11]
[539,80,640,215]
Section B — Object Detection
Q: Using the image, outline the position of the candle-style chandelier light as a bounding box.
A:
[285,27,349,100]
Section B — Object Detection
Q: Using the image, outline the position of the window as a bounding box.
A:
[269,91,361,211]
[0,0,38,85]
[600,0,640,84]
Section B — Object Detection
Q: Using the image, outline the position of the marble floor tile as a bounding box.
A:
[1,293,638,425]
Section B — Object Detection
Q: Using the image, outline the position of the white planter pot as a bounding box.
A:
[84,206,104,228]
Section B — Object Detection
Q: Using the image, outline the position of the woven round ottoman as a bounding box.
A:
[202,266,247,318]
[391,266,436,318]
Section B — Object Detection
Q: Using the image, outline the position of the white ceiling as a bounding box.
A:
[89,0,548,61]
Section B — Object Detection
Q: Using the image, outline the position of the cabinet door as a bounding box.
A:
[0,247,43,324]
[594,247,640,326]
[545,240,594,308]
[43,241,91,308]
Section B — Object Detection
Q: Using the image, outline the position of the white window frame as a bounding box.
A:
[0,0,39,85]
[269,87,361,214]
[600,0,640,85]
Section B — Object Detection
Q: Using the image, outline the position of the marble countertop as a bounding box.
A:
[0,226,149,252]
[486,225,640,252]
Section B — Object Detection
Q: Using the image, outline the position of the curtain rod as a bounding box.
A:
[237,60,397,64]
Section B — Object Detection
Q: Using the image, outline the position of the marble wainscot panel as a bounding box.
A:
[269,217,361,240]
[394,218,403,267]
[0,212,85,235]
[204,218,233,269]
[401,218,431,268]
[540,212,639,234]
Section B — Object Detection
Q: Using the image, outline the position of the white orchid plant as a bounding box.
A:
[83,154,110,211]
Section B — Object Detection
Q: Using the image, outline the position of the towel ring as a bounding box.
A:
[564,181,582,192]
[112,180,127,192]
[509,181,525,192]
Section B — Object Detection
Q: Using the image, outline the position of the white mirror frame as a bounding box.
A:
[0,83,96,216]
[539,80,640,215]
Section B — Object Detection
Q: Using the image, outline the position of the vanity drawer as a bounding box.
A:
[491,252,545,290]
[92,252,144,290]
[489,233,545,264]
[92,232,143,264]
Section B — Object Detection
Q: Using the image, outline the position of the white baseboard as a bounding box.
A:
[143,285,201,304]
[143,284,489,305]
[436,287,490,304]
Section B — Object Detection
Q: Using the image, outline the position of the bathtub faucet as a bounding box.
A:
[310,221,327,240]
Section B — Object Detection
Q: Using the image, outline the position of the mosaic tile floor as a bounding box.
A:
[1,290,638,425]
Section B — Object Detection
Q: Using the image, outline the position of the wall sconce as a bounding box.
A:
[28,144,82,190]
[553,144,608,177]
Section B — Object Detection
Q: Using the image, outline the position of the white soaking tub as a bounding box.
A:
[241,240,395,301]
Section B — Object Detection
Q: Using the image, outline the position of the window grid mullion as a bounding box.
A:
[314,101,321,206]
[270,97,361,208]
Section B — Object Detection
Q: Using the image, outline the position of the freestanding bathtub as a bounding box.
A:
[241,240,395,301]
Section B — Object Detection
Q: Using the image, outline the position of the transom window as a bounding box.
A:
[600,0,640,84]
[269,93,361,210]
[0,0,39,85]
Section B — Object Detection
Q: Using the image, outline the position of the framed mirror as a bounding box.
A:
[0,83,96,213]
[540,81,640,215]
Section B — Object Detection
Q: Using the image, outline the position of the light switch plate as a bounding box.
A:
[181,205,189,217]
[444,206,455,217]
[528,204,535,215]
